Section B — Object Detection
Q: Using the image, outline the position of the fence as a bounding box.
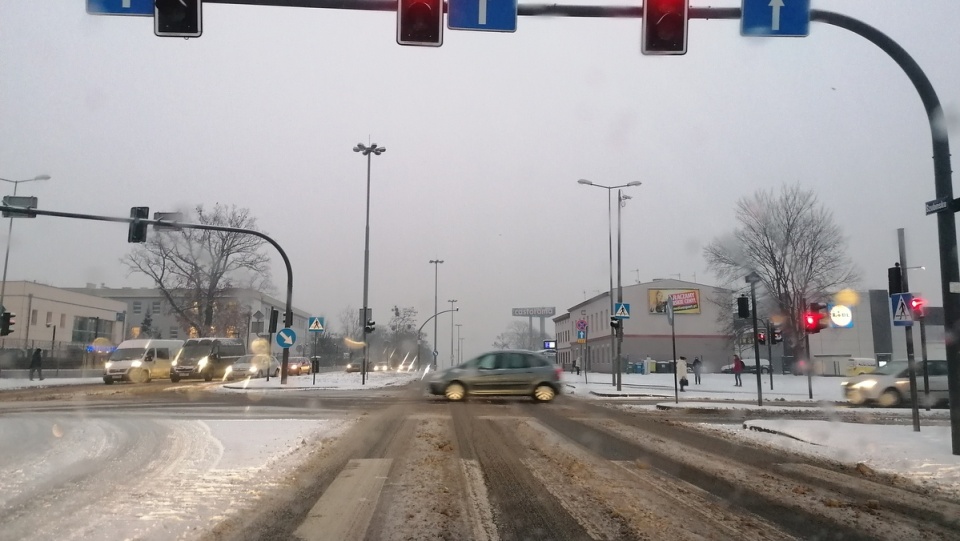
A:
[0,338,111,371]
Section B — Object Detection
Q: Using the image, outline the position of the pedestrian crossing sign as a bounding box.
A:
[890,293,914,327]
[308,316,325,332]
[614,303,630,319]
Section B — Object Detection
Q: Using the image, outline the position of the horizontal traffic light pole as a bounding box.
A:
[0,204,300,384]
[206,0,740,18]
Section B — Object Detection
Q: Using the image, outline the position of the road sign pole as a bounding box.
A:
[899,228,921,432]
[747,273,763,407]
[920,317,930,411]
[767,318,774,391]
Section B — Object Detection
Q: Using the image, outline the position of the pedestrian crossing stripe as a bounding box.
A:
[309,318,324,331]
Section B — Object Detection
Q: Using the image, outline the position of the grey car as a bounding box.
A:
[427,350,563,402]
[841,360,950,407]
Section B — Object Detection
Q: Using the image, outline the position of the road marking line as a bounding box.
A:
[293,458,392,541]
[460,458,499,541]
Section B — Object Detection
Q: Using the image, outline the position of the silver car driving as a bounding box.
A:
[841,360,950,407]
[427,350,562,402]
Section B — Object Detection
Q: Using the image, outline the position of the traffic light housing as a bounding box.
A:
[0,312,14,336]
[268,308,279,333]
[888,264,903,295]
[610,316,621,330]
[772,329,783,344]
[397,0,443,47]
[128,207,149,243]
[365,320,376,334]
[757,332,766,345]
[804,302,830,334]
[736,295,750,318]
[642,0,688,55]
[910,297,926,319]
[155,0,202,38]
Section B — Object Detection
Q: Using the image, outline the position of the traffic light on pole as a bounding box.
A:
[757,332,766,345]
[610,316,621,330]
[127,207,149,243]
[910,297,926,319]
[268,308,279,333]
[365,320,376,334]
[736,295,750,318]
[804,302,829,334]
[397,0,443,47]
[772,328,783,344]
[888,263,903,295]
[0,312,14,336]
[642,0,688,55]
[155,0,202,38]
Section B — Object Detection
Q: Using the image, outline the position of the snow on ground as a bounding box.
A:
[706,419,960,498]
[0,414,353,541]
[562,371,847,402]
[649,401,953,418]
[0,377,103,390]
[216,369,419,392]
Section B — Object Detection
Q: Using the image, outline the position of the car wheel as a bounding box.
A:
[256,370,264,378]
[847,391,867,406]
[103,378,114,385]
[131,369,145,384]
[142,369,151,383]
[877,388,902,407]
[445,382,466,401]
[170,374,180,383]
[203,371,213,382]
[533,384,556,402]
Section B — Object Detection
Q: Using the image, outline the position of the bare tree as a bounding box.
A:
[123,204,272,337]
[338,305,362,340]
[703,184,859,358]
[494,321,552,350]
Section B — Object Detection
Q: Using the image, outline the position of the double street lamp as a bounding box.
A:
[429,259,443,369]
[0,174,50,311]
[577,178,641,390]
[354,143,385,385]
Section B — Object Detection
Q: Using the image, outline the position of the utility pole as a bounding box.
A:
[898,228,921,432]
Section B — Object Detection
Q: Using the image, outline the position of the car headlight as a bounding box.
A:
[840,381,849,386]
[131,360,142,368]
[852,380,877,389]
[248,366,257,373]
[172,359,177,366]
[104,362,113,369]
[346,364,353,369]
[225,366,233,374]
[198,357,208,369]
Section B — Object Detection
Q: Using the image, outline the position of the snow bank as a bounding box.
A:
[216,369,419,392]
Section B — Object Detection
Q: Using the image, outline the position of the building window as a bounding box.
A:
[169,327,179,339]
[46,311,53,325]
[133,301,142,315]
[72,317,114,343]
[152,301,161,314]
[31,309,38,325]
[60,313,66,328]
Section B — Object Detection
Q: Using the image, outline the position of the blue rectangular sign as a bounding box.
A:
[87,0,154,16]
[890,293,914,327]
[448,0,518,32]
[741,0,810,37]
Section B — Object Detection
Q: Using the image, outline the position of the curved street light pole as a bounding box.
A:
[354,143,385,385]
[418,307,457,371]
[577,179,641,387]
[448,299,458,367]
[0,174,50,311]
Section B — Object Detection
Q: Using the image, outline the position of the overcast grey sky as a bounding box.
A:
[1,0,959,358]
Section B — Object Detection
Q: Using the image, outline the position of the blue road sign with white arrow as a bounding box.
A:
[448,0,518,32]
[276,328,298,348]
[87,0,154,16]
[741,0,810,37]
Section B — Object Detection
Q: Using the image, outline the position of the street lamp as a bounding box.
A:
[0,174,50,310]
[429,259,443,369]
[577,178,641,389]
[455,323,463,364]
[354,143,385,385]
[448,299,458,367]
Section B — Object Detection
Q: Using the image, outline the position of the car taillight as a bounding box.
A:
[554,367,563,379]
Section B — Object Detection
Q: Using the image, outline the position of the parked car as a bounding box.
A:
[841,360,949,407]
[426,350,562,402]
[226,354,281,380]
[286,356,312,376]
[721,358,771,374]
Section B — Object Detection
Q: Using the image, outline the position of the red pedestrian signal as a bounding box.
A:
[757,332,766,345]
[803,312,827,334]
[642,0,688,55]
[397,0,443,47]
[910,297,926,319]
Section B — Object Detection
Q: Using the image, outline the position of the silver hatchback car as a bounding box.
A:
[427,350,563,402]
[841,360,950,407]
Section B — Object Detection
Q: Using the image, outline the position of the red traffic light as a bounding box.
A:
[397,0,443,46]
[757,332,766,345]
[803,312,827,334]
[642,0,688,55]
[910,297,926,317]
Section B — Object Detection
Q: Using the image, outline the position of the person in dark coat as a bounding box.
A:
[692,357,703,385]
[733,355,744,387]
[29,348,44,381]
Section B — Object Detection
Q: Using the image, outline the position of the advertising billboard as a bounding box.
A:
[648,289,701,314]
[512,307,556,317]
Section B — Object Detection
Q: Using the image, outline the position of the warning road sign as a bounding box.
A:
[614,303,630,319]
[308,317,325,332]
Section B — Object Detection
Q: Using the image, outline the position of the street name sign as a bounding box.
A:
[308,317,325,332]
[741,0,810,37]
[890,293,914,327]
[276,328,298,348]
[448,0,518,32]
[87,0,154,16]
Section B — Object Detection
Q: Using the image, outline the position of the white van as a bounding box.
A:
[103,339,184,384]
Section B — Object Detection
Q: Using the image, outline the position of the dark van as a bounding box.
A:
[170,337,246,382]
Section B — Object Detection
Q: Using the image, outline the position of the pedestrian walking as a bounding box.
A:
[29,348,44,381]
[692,357,702,385]
[574,359,581,376]
[733,354,744,387]
[677,356,688,392]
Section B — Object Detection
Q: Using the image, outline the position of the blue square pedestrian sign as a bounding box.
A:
[614,303,630,319]
[308,317,325,332]
[890,293,914,327]
[741,0,810,37]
